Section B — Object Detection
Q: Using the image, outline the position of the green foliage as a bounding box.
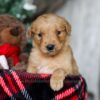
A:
[0,0,36,23]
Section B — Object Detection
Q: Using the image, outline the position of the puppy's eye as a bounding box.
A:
[38,33,42,38]
[56,31,61,35]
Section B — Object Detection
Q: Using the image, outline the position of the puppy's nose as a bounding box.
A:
[46,44,55,51]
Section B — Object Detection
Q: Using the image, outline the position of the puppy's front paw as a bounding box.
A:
[12,62,27,71]
[50,75,64,91]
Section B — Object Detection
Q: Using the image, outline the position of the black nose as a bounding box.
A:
[10,27,20,36]
[46,44,55,51]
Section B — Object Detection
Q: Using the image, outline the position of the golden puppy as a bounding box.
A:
[27,14,79,91]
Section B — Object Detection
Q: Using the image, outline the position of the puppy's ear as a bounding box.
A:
[65,21,71,36]
[27,27,34,38]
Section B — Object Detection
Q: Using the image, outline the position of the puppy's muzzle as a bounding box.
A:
[46,44,55,52]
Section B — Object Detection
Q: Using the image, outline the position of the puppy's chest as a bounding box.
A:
[37,58,60,73]
[32,51,71,74]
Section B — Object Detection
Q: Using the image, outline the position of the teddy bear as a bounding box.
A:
[0,15,26,69]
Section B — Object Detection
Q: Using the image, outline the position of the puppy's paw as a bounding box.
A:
[50,75,64,91]
[12,62,27,71]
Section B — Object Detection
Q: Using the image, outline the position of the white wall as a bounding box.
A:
[57,0,100,100]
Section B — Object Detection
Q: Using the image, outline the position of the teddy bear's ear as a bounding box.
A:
[65,20,71,36]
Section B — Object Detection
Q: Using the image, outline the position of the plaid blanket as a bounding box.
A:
[0,70,87,100]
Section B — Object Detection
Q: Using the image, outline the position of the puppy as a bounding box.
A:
[27,14,79,91]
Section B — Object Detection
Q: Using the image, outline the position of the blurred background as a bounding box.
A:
[0,0,100,100]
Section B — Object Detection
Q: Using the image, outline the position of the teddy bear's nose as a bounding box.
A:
[46,44,55,51]
[10,27,20,36]
[11,32,19,36]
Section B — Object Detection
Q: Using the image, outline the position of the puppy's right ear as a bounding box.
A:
[27,27,34,38]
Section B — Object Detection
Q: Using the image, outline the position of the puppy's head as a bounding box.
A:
[28,14,71,56]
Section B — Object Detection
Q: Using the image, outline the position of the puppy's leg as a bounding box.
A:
[27,65,37,73]
[12,62,27,71]
[50,68,66,91]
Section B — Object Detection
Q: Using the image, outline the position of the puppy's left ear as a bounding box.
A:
[65,21,71,36]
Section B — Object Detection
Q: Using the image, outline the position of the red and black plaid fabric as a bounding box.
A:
[0,70,87,100]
